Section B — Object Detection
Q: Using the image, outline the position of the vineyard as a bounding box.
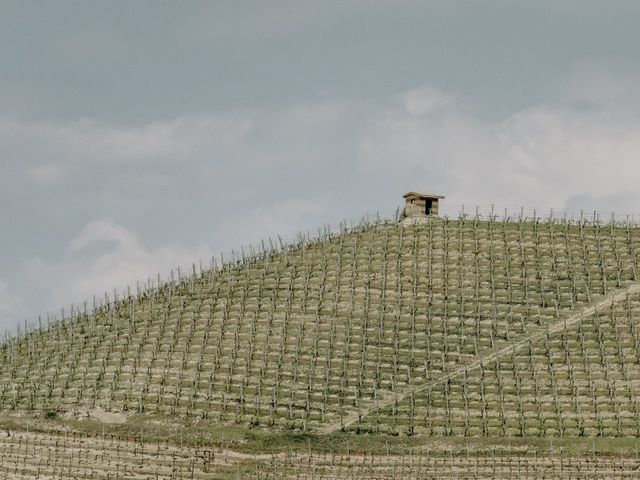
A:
[1,429,640,479]
[2,210,640,478]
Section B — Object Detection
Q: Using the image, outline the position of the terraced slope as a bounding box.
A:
[1,216,639,436]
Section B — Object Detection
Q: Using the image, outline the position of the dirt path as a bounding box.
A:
[320,282,640,435]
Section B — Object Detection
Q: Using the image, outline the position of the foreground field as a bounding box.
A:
[1,429,640,479]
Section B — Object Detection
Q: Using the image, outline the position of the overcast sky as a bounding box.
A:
[2,1,640,330]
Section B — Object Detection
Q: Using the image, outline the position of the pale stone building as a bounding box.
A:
[401,192,444,224]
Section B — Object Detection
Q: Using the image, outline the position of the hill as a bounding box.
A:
[1,213,640,478]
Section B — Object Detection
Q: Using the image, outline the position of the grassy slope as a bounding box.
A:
[0,216,639,447]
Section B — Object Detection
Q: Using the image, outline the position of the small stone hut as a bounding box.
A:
[402,192,445,221]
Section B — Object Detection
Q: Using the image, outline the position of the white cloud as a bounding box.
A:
[399,85,454,116]
[20,220,212,315]
[5,70,640,329]
[0,115,252,169]
[360,81,640,212]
